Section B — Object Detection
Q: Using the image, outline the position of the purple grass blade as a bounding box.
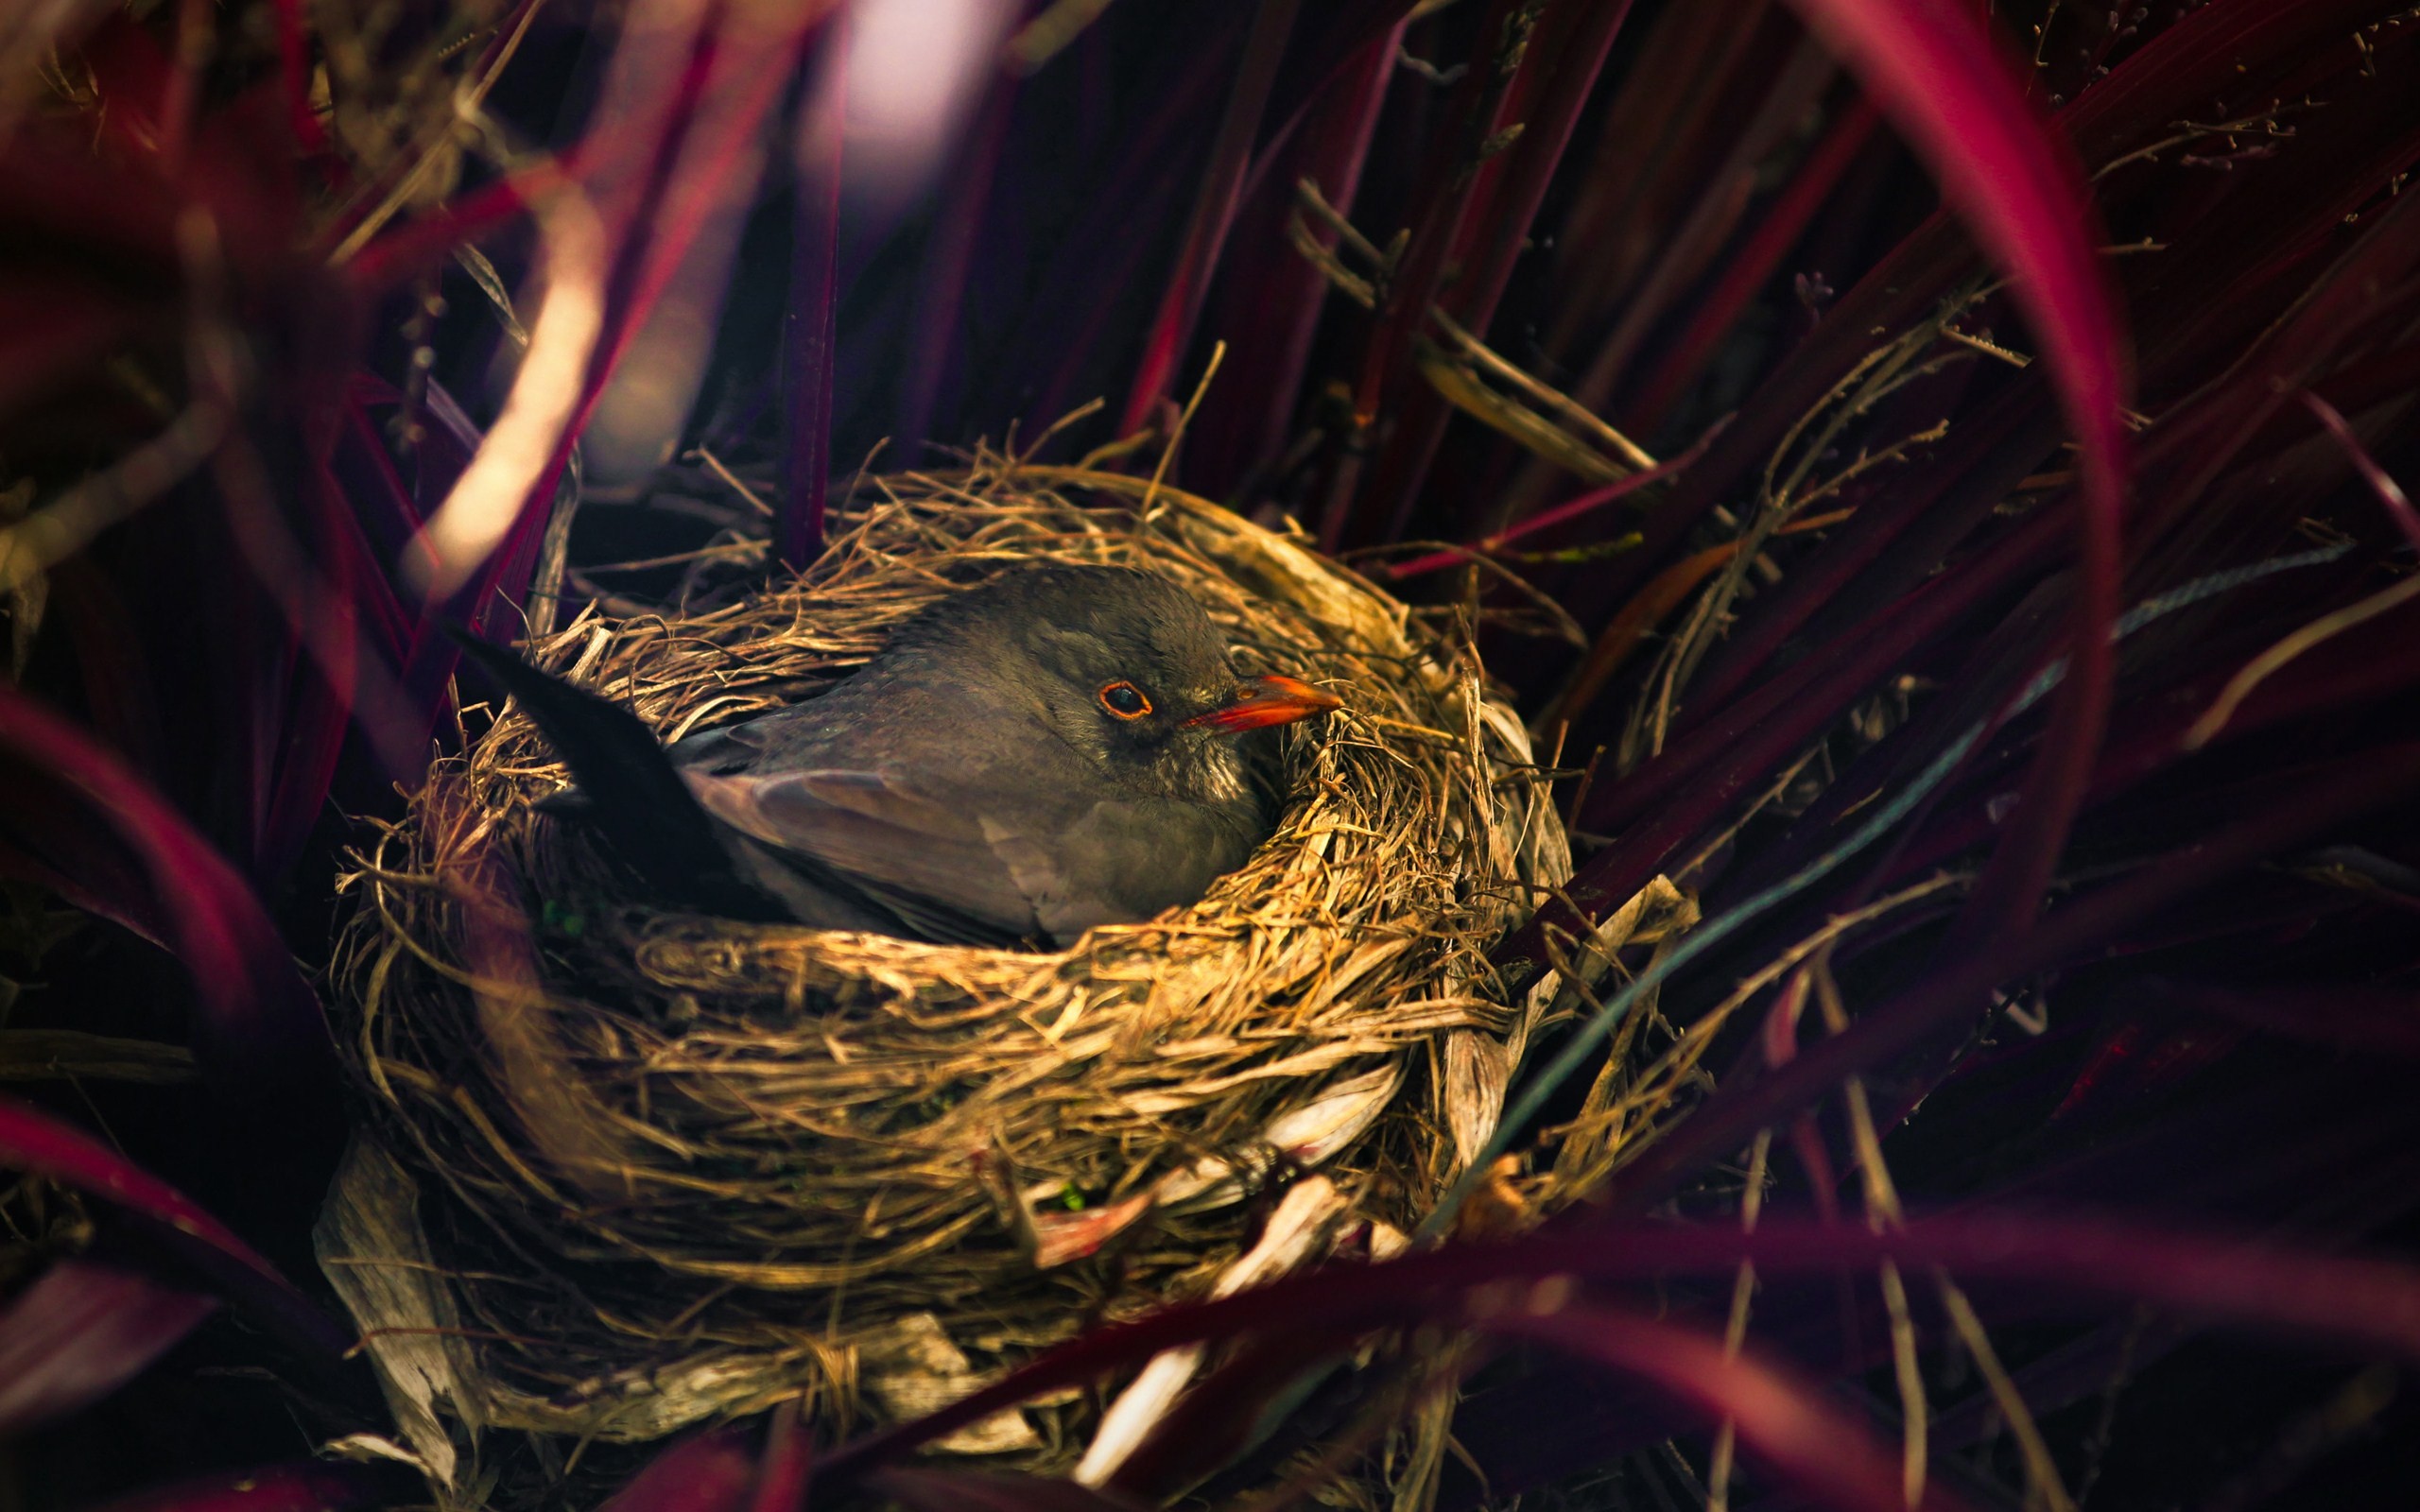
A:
[340,163,551,291]
[867,1469,1150,1512]
[1350,0,1638,539]
[1679,389,2058,726]
[748,1400,813,1512]
[1322,0,1530,548]
[0,1098,351,1362]
[1480,1304,1971,1512]
[1549,28,1841,462]
[1626,96,1883,436]
[894,77,1015,459]
[71,1464,396,1512]
[1376,420,1726,582]
[1116,0,1302,438]
[1185,14,1401,498]
[264,0,326,155]
[0,1261,217,1436]
[2300,389,2420,553]
[1447,0,1635,339]
[464,7,739,628]
[780,25,846,571]
[396,6,836,705]
[821,1205,2420,1483]
[255,469,369,884]
[1012,43,1232,434]
[2145,981,2420,1061]
[1105,1323,1363,1500]
[0,283,143,420]
[598,1428,759,1512]
[0,690,334,1095]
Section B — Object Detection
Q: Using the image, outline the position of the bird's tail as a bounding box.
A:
[444,627,775,917]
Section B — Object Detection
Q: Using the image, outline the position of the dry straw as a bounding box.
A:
[318,461,1586,1497]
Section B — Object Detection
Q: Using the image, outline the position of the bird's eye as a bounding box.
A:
[1098,680,1151,719]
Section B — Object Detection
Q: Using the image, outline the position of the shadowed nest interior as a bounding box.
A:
[318,463,1582,1493]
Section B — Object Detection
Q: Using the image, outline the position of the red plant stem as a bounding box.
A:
[1875,605,2420,885]
[0,1100,353,1365]
[596,1430,759,1512]
[463,9,735,632]
[1357,0,1639,542]
[343,153,577,291]
[749,1401,813,1512]
[1547,214,1956,641]
[1026,169,1196,438]
[1738,0,2137,953]
[480,1,837,628]
[1483,1307,1974,1512]
[1762,972,1871,1371]
[251,470,365,882]
[1634,509,2071,850]
[1116,0,1303,438]
[895,77,1015,456]
[268,0,326,154]
[1442,0,1635,331]
[2301,389,2420,553]
[1017,39,1236,429]
[1346,0,1523,416]
[781,23,847,570]
[1627,96,1883,437]
[75,1463,401,1512]
[1378,418,1727,581]
[1564,36,1839,425]
[0,691,337,1099]
[157,0,211,174]
[1187,16,1401,496]
[1943,474,2115,950]
[1541,0,1778,361]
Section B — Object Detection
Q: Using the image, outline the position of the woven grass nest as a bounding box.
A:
[319,462,1580,1495]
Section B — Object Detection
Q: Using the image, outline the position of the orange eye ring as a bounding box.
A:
[1098,680,1151,719]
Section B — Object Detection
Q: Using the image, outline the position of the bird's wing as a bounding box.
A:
[689,764,1259,946]
[446,628,783,919]
[685,766,1057,944]
[994,798,1252,942]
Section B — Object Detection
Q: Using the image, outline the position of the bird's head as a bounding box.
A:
[904,565,1341,799]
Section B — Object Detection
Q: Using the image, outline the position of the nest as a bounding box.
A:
[318,464,1580,1496]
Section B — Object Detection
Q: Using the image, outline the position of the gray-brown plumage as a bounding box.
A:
[451,564,1340,945]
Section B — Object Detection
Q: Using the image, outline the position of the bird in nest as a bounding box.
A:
[451,563,1341,947]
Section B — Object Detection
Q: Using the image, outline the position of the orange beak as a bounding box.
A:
[1185,674,1343,734]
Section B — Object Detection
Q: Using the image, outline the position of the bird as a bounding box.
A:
[448,563,1341,946]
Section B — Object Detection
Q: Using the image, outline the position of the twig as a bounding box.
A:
[1704,1127,1771,1512]
[2183,573,2420,749]
[524,449,584,638]
[695,445,776,517]
[1429,309,1657,472]
[1139,341,1226,518]
[1379,420,1726,581]
[2300,390,2420,554]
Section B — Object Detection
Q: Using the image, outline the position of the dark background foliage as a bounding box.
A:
[4,0,2420,1508]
